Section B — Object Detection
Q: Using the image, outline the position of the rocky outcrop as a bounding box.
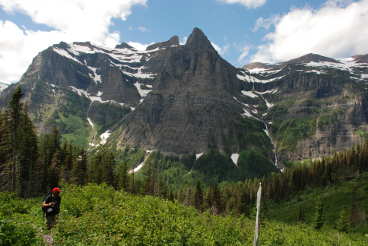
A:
[115,28,270,156]
[146,36,179,50]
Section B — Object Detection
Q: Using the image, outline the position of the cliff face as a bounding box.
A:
[115,28,269,156]
[1,28,368,167]
[241,54,368,162]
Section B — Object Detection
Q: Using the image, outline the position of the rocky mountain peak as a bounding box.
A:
[146,35,179,50]
[115,42,135,50]
[353,54,368,63]
[185,27,215,52]
[285,53,341,65]
[0,82,9,93]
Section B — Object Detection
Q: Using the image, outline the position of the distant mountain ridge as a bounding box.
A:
[0,82,8,93]
[1,27,368,168]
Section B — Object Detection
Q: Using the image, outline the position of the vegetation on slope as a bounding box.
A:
[265,173,368,234]
[1,184,366,246]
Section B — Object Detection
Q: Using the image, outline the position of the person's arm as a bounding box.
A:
[42,201,55,207]
[42,195,55,207]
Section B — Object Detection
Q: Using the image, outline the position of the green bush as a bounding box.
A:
[0,218,38,246]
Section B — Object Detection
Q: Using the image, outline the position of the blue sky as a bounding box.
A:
[0,0,367,82]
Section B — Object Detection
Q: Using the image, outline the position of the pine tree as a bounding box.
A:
[3,87,38,197]
[336,208,350,232]
[72,150,87,185]
[0,112,12,191]
[297,205,305,222]
[314,199,325,230]
[194,181,203,211]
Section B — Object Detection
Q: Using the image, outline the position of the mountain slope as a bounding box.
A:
[1,184,365,245]
[241,53,368,162]
[1,27,368,168]
[0,28,275,170]
[113,28,272,157]
[0,82,8,93]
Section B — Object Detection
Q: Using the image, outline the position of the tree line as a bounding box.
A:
[173,139,368,233]
[0,87,173,198]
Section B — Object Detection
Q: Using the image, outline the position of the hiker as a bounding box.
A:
[42,187,62,230]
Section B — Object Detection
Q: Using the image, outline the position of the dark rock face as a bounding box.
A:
[353,54,368,63]
[146,36,179,51]
[116,28,267,155]
[115,42,135,50]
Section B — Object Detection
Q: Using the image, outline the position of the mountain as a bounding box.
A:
[113,28,272,158]
[242,52,368,162]
[1,27,368,170]
[0,82,9,93]
[0,35,181,146]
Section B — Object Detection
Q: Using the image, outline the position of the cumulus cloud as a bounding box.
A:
[238,46,251,63]
[219,0,266,8]
[0,0,146,82]
[211,42,230,55]
[137,26,149,32]
[252,0,368,63]
[253,15,280,32]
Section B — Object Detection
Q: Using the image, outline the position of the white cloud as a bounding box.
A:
[219,0,266,8]
[252,0,368,63]
[0,0,146,82]
[127,41,152,51]
[137,26,149,32]
[211,42,230,55]
[238,46,251,63]
[253,15,280,32]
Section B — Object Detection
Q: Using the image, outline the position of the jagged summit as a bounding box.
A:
[115,42,135,50]
[185,27,215,52]
[146,36,179,50]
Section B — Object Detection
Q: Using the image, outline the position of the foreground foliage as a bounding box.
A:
[1,184,367,245]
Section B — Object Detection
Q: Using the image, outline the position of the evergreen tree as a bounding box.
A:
[314,199,325,230]
[116,163,129,191]
[194,181,203,211]
[336,208,350,232]
[72,150,87,185]
[0,112,12,191]
[297,205,305,222]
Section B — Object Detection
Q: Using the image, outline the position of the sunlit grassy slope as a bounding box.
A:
[1,184,367,245]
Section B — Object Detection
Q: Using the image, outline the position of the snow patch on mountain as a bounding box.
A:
[53,48,83,65]
[237,70,286,83]
[69,86,126,106]
[100,130,111,145]
[196,153,204,160]
[231,153,239,167]
[87,66,102,84]
[134,82,152,97]
[241,90,258,98]
[304,61,350,71]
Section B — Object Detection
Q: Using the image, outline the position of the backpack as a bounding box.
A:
[42,193,54,215]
